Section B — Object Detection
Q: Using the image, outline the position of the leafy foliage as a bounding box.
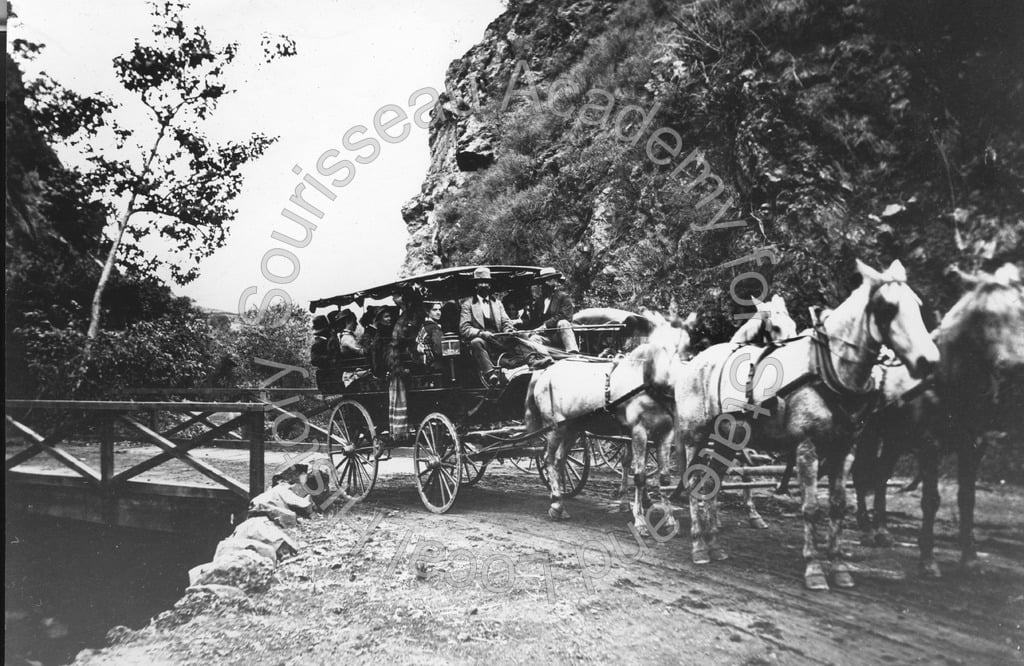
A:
[12,301,219,399]
[430,0,1023,336]
[22,0,295,285]
[227,303,313,389]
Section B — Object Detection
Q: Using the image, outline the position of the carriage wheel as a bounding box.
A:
[460,442,488,486]
[327,400,379,502]
[414,413,463,513]
[591,435,627,473]
[536,432,591,498]
[592,436,658,475]
[509,455,536,473]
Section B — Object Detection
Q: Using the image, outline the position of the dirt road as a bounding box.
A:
[65,451,1022,666]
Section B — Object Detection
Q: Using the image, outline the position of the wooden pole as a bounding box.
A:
[248,410,265,497]
[100,415,115,487]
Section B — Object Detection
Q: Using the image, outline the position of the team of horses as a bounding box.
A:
[524,258,1024,590]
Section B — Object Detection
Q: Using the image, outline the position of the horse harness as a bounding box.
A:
[600,357,674,415]
[732,278,923,427]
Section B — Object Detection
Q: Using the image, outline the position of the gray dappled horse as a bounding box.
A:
[852,263,1024,575]
[727,295,798,529]
[671,259,939,590]
[524,314,693,534]
[850,355,935,548]
[919,264,1022,576]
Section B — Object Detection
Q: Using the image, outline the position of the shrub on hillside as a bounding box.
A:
[12,304,219,399]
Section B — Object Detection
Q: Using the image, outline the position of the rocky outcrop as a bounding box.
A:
[401,0,1023,336]
[401,0,618,274]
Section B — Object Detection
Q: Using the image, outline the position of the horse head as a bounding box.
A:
[937,262,1024,377]
[752,295,798,341]
[636,310,695,390]
[857,259,940,379]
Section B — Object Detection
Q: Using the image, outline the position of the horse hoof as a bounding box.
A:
[749,517,768,530]
[874,531,894,548]
[804,564,829,591]
[634,522,651,538]
[920,560,942,579]
[692,546,711,565]
[548,506,565,521]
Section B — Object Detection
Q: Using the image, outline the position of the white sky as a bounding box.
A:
[9,0,504,312]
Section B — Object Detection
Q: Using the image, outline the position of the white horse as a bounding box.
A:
[727,294,798,529]
[671,259,939,590]
[525,314,693,534]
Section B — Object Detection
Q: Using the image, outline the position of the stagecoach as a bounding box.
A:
[309,265,645,514]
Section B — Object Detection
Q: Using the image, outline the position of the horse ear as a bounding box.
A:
[856,259,882,283]
[752,296,764,308]
[994,263,1021,286]
[683,311,698,328]
[772,294,785,308]
[886,259,907,282]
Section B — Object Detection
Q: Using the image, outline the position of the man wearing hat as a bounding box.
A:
[525,267,579,353]
[459,266,517,386]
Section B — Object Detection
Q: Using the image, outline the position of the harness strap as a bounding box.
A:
[811,328,876,397]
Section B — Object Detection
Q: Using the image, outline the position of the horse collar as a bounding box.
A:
[812,328,877,397]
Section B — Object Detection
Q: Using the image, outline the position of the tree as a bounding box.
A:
[22,0,296,383]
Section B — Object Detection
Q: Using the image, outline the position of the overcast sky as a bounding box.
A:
[10,0,504,313]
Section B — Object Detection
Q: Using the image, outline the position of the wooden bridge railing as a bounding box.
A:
[5,399,269,499]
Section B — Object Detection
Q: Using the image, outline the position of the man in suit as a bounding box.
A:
[460,266,516,386]
[527,267,579,353]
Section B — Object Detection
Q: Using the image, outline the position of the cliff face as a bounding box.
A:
[402,0,619,273]
[403,0,1023,335]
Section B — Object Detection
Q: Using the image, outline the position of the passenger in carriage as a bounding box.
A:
[460,266,518,387]
[525,267,579,353]
[415,301,444,370]
[310,314,331,367]
[329,309,364,358]
[364,306,397,378]
[502,287,533,330]
[388,284,427,377]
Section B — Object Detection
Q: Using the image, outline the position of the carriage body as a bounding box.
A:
[309,266,589,513]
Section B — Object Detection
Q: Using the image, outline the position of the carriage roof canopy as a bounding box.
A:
[309,265,555,311]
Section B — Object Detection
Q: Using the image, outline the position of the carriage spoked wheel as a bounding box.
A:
[536,432,591,498]
[326,400,379,502]
[460,441,488,487]
[591,435,627,473]
[414,412,463,513]
[509,455,537,473]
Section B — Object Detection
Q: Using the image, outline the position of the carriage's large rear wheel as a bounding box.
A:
[537,432,591,498]
[326,400,379,502]
[414,412,463,513]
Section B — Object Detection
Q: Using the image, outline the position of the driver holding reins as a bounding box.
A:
[459,266,518,387]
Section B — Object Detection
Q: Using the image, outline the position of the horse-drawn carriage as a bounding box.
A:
[309,265,649,514]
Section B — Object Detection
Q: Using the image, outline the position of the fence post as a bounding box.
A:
[248,409,265,497]
[100,414,115,488]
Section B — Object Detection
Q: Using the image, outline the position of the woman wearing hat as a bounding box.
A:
[329,309,363,358]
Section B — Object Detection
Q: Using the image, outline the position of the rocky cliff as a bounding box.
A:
[402,0,1023,335]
